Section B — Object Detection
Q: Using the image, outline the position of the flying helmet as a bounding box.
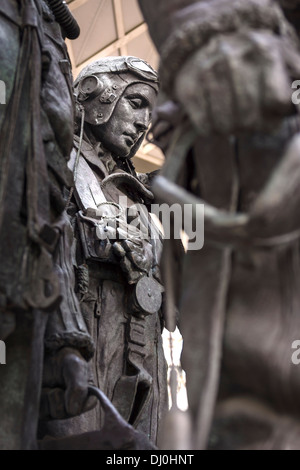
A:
[74,56,159,126]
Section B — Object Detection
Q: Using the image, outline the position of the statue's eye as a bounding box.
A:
[129,98,143,109]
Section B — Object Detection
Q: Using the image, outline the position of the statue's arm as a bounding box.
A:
[40,212,96,420]
[44,215,94,360]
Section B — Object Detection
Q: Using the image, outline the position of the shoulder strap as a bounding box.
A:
[68,147,107,210]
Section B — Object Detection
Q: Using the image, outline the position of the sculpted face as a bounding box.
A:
[91,82,156,158]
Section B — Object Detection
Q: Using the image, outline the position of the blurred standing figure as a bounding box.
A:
[138,0,300,449]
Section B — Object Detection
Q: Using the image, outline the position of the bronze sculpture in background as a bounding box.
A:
[138,0,300,449]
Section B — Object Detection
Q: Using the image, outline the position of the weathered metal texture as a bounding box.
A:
[0,0,74,313]
[0,310,48,450]
[0,0,91,450]
[39,386,156,450]
[39,57,168,447]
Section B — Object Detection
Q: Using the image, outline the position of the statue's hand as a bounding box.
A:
[40,347,97,420]
[148,100,184,152]
[174,29,300,136]
[113,237,153,283]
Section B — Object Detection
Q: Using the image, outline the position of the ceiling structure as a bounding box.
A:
[66,0,164,173]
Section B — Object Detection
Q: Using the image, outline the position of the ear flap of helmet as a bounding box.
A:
[75,74,121,126]
[77,75,104,102]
